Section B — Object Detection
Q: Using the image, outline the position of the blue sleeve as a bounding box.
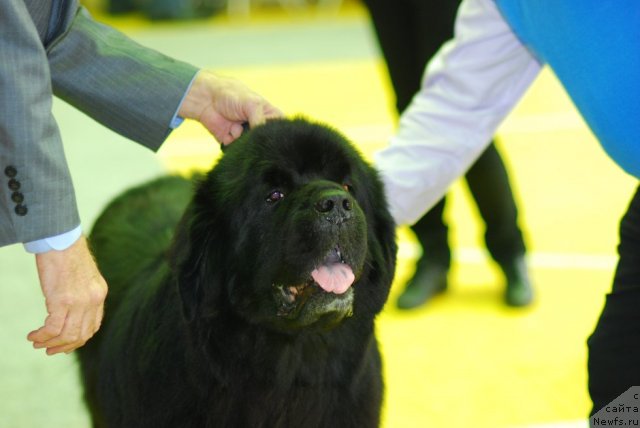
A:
[495,0,640,178]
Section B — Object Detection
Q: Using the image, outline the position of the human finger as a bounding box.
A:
[52,317,92,355]
[264,104,284,120]
[229,122,244,140]
[246,104,266,128]
[49,303,102,355]
[35,307,84,352]
[27,311,67,346]
[246,103,283,128]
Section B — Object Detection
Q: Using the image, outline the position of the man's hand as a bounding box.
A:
[178,70,283,145]
[29,235,108,355]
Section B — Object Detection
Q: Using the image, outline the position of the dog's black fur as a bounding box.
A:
[78,118,397,428]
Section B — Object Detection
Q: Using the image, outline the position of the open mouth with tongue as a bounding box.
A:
[311,247,355,294]
[272,247,357,329]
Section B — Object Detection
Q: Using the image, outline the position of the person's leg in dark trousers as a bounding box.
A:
[364,0,461,115]
[465,145,532,306]
[396,198,452,308]
[364,0,533,309]
[364,0,458,308]
[587,185,640,414]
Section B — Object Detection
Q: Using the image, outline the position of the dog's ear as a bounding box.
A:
[170,202,224,324]
[372,201,397,283]
[361,166,398,309]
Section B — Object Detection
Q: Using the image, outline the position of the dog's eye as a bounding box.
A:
[266,190,285,203]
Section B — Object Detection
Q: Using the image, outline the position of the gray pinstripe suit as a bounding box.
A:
[0,0,198,246]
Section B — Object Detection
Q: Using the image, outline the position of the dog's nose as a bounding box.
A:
[315,191,353,220]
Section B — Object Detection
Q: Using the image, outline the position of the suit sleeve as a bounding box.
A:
[0,1,80,247]
[373,0,542,226]
[47,6,199,151]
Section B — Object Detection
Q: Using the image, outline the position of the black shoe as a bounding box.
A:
[396,263,448,310]
[501,257,533,307]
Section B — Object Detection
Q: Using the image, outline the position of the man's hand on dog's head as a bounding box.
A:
[178,70,283,146]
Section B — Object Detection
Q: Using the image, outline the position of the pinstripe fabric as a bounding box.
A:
[47,6,198,149]
[0,1,79,245]
[0,0,198,246]
[23,1,53,42]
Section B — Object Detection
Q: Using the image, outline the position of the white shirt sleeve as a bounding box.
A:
[373,0,542,226]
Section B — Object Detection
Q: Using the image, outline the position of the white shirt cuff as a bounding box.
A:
[24,224,82,254]
[170,72,199,129]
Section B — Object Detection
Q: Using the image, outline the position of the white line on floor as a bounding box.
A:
[399,243,618,271]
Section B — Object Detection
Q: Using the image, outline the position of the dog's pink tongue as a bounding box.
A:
[311,263,355,294]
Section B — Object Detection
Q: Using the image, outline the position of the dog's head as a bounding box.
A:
[173,118,396,333]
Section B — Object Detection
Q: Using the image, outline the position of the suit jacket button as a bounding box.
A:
[4,166,17,178]
[11,192,24,203]
[8,179,20,191]
[15,204,28,216]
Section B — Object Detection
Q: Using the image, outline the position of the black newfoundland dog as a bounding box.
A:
[78,118,397,428]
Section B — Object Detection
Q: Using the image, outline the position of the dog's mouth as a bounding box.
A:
[311,246,355,294]
[272,247,356,323]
